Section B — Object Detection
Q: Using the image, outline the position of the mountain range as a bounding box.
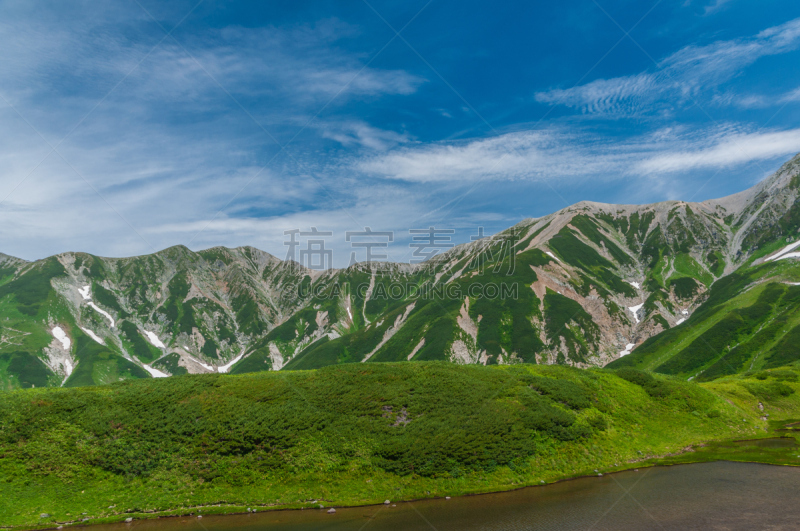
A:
[1,153,799,390]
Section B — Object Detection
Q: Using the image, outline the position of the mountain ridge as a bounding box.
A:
[0,153,798,389]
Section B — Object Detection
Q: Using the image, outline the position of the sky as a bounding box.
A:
[1,0,800,266]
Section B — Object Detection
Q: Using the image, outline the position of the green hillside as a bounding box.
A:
[607,259,800,380]
[2,362,800,528]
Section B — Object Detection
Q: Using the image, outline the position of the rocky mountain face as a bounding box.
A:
[0,154,798,389]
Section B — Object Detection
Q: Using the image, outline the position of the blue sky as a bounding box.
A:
[1,0,800,265]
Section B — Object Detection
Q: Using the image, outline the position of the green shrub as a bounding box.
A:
[614,368,671,398]
[744,381,796,400]
[522,374,591,409]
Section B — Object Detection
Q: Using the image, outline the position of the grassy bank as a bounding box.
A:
[1,362,799,529]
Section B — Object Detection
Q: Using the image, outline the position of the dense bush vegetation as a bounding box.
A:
[0,363,612,482]
[92,283,126,317]
[152,352,188,375]
[2,361,796,528]
[614,368,671,398]
[764,324,800,369]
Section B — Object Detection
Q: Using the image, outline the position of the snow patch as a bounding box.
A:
[142,364,169,378]
[676,318,686,325]
[51,326,71,350]
[628,303,644,324]
[765,240,800,261]
[681,309,689,315]
[545,251,562,263]
[80,327,105,345]
[144,331,165,349]
[78,285,116,327]
[187,355,214,372]
[86,301,115,328]
[218,349,246,373]
[626,281,641,290]
[619,343,636,357]
[347,307,353,321]
[777,252,800,261]
[63,359,73,378]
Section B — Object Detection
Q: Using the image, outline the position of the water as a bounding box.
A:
[98,462,800,530]
[732,437,797,448]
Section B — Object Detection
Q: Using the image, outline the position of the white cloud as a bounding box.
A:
[636,128,800,174]
[780,86,800,103]
[535,17,800,115]
[319,121,409,150]
[535,75,658,115]
[358,125,800,183]
[703,0,734,15]
[0,7,426,262]
[358,130,630,182]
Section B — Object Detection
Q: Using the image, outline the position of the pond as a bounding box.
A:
[93,461,800,531]
[732,437,797,448]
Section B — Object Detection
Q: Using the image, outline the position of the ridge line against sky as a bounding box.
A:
[0,0,799,266]
[3,152,794,265]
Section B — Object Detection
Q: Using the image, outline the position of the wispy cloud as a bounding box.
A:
[703,0,734,15]
[357,129,626,182]
[2,3,799,265]
[318,121,410,150]
[636,128,800,173]
[0,14,425,134]
[535,17,800,115]
[0,6,425,261]
[358,125,800,182]
[780,86,800,103]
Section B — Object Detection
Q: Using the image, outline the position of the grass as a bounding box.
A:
[2,362,799,529]
[670,253,714,287]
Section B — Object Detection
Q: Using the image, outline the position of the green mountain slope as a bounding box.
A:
[607,258,800,380]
